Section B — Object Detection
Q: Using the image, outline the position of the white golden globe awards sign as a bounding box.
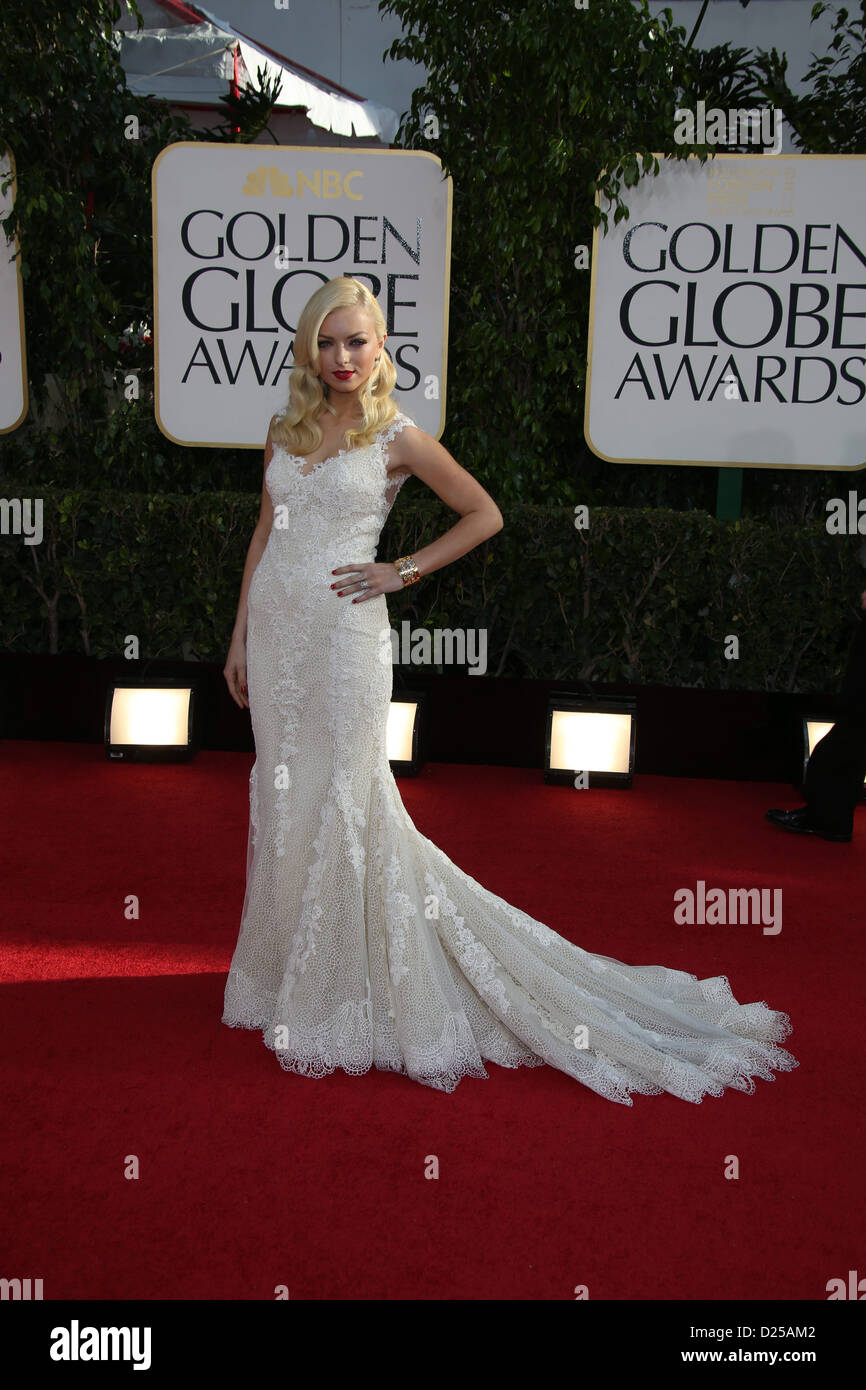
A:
[586,154,866,470]
[0,149,28,434]
[152,144,452,447]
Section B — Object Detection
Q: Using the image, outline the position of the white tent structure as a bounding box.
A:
[117,0,400,143]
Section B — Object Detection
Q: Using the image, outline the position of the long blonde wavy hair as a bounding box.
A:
[270,276,399,456]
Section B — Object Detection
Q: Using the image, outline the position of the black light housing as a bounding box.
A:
[801,715,866,799]
[388,688,427,777]
[104,677,200,762]
[544,694,637,788]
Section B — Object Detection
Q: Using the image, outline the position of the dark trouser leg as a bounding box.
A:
[804,720,866,837]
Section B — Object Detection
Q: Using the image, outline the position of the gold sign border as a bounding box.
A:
[151,142,452,450]
[584,151,866,472]
[0,147,30,436]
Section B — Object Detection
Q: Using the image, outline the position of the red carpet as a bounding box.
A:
[0,740,862,1300]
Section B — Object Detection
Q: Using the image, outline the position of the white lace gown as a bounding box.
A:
[222,409,797,1104]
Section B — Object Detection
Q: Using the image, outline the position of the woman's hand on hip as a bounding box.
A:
[330,562,405,601]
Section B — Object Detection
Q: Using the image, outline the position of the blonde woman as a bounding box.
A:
[221,275,796,1104]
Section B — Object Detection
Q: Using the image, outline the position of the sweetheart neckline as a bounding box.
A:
[269,413,409,478]
[280,441,353,476]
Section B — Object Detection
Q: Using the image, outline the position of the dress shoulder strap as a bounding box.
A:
[379,409,415,450]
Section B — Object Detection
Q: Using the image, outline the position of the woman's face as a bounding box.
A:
[316,307,384,395]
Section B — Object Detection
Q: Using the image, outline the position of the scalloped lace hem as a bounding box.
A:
[220,1010,797,1104]
[221,1014,548,1094]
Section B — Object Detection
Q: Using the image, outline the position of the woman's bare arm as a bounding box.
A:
[230,425,277,644]
[224,424,277,708]
[386,426,503,578]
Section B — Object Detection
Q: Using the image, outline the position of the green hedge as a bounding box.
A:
[0,487,862,691]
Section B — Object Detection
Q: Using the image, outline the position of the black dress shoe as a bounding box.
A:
[765,807,852,842]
